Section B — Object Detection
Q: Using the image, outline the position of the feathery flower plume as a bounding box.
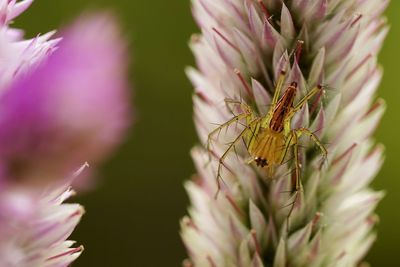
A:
[182,0,389,266]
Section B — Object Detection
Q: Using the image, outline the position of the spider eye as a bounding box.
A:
[255,157,268,167]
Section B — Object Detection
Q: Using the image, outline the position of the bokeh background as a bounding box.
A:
[15,1,399,266]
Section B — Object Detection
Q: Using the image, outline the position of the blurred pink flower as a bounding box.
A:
[0,164,86,267]
[0,2,132,266]
[0,0,57,88]
[0,13,131,185]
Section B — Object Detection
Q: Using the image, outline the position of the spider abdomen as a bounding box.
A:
[250,128,286,169]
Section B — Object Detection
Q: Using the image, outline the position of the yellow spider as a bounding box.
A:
[207,71,327,200]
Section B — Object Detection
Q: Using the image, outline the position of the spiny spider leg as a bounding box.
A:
[292,131,301,191]
[296,127,328,168]
[224,98,248,116]
[284,127,327,230]
[289,85,323,116]
[284,130,302,231]
[271,70,287,107]
[207,111,251,152]
[214,119,261,198]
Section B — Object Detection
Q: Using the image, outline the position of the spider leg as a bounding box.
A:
[207,112,251,155]
[271,70,287,107]
[214,119,261,198]
[278,133,294,165]
[283,131,302,232]
[295,127,328,168]
[284,127,327,231]
[292,132,301,191]
[289,85,323,116]
[224,98,252,116]
[245,118,261,155]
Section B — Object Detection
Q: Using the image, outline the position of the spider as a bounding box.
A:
[207,70,327,200]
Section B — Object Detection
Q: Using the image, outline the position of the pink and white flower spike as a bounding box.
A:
[182,0,389,266]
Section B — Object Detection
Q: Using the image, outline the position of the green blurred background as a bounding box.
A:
[15,1,399,266]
